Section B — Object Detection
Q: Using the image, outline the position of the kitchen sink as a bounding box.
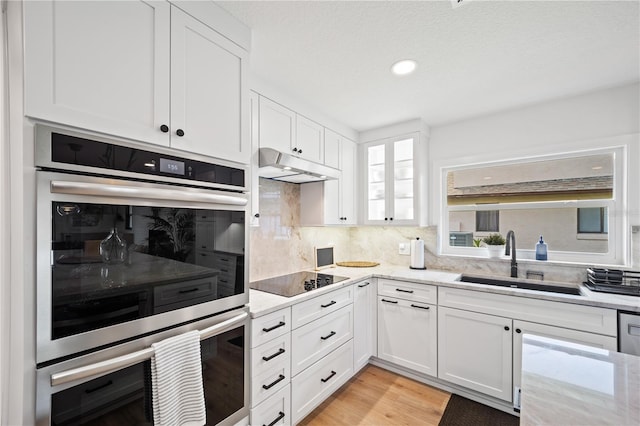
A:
[458,274,582,296]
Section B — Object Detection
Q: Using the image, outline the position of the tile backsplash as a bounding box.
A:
[250,179,639,282]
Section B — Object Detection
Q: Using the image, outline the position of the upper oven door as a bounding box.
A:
[36,171,249,364]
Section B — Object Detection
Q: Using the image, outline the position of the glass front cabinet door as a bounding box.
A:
[364,133,419,225]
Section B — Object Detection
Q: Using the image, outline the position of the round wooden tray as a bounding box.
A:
[336,261,380,268]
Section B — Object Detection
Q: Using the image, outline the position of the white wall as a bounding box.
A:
[429,82,640,228]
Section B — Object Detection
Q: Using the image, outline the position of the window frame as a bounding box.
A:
[437,141,631,266]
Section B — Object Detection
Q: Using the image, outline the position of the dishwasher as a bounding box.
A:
[618,312,640,355]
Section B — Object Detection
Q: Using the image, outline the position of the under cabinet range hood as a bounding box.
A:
[258,147,339,183]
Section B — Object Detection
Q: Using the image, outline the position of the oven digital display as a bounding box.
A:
[160,158,185,175]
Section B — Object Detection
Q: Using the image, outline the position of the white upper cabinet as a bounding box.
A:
[295,115,324,164]
[323,128,342,169]
[363,133,419,225]
[24,0,249,165]
[257,95,327,164]
[258,96,296,155]
[300,138,357,226]
[169,7,248,164]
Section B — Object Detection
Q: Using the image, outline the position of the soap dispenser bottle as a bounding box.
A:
[535,235,548,261]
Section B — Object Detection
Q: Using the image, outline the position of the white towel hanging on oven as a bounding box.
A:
[150,330,206,426]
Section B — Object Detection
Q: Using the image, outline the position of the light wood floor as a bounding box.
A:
[298,365,451,426]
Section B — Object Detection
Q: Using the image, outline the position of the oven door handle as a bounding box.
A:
[50,180,247,206]
[50,311,248,387]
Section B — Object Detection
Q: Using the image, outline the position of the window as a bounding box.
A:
[440,143,630,265]
[476,210,499,232]
[578,207,608,234]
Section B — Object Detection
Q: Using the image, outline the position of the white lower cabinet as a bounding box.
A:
[353,279,377,371]
[251,308,292,426]
[251,384,291,426]
[291,340,354,424]
[437,306,513,401]
[378,296,437,376]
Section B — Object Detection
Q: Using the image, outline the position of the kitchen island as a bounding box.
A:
[520,334,640,426]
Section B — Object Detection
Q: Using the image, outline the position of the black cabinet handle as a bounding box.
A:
[396,288,414,293]
[320,331,336,341]
[254,213,260,218]
[504,326,510,331]
[221,269,228,273]
[262,321,285,333]
[160,124,169,133]
[358,282,370,288]
[262,348,286,362]
[321,300,336,308]
[292,147,298,153]
[176,129,185,137]
[298,149,303,154]
[220,258,229,262]
[389,217,394,221]
[384,218,388,221]
[263,411,285,426]
[262,374,285,390]
[516,328,522,333]
[178,288,199,294]
[381,299,398,304]
[85,380,113,394]
[411,304,429,310]
[321,370,336,383]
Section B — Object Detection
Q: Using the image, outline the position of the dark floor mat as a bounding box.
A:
[439,394,519,426]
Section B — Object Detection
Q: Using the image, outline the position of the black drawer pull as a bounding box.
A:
[220,279,228,284]
[396,288,414,293]
[221,269,229,273]
[321,300,337,308]
[410,304,429,310]
[85,380,113,394]
[178,288,199,294]
[320,331,336,341]
[504,326,510,331]
[381,299,398,304]
[321,370,336,383]
[358,282,370,288]
[220,258,229,262]
[516,328,522,333]
[262,321,285,333]
[262,374,285,390]
[262,348,286,362]
[263,411,285,426]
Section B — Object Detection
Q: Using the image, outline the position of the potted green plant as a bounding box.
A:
[482,233,506,258]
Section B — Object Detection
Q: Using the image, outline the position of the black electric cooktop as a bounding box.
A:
[250,271,350,297]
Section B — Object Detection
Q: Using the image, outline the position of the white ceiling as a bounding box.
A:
[217,0,640,132]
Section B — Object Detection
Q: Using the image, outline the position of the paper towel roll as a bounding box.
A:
[410,238,426,269]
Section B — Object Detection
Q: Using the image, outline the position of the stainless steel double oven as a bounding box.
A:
[34,125,249,425]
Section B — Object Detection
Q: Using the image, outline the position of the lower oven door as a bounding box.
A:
[36,308,250,426]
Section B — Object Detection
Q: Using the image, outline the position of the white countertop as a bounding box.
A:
[249,265,640,318]
[520,334,640,426]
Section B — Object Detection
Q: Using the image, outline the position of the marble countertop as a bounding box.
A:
[249,265,640,318]
[520,334,640,426]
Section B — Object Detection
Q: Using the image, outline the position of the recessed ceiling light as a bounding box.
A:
[592,166,603,170]
[283,166,292,171]
[483,176,492,180]
[391,59,417,76]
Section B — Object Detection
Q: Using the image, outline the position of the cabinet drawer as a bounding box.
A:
[252,334,291,378]
[291,340,353,424]
[291,305,353,376]
[291,285,353,329]
[252,358,290,406]
[378,279,437,304]
[152,276,217,313]
[252,308,291,348]
[438,287,617,336]
[251,384,291,426]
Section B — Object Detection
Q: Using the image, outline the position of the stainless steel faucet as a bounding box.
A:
[505,230,518,278]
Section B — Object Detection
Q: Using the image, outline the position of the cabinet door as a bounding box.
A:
[259,97,295,154]
[365,142,387,222]
[437,307,512,401]
[170,7,249,164]
[354,281,376,371]
[512,320,617,392]
[295,115,324,163]
[324,129,342,169]
[250,92,260,226]
[377,297,437,376]
[391,137,417,222]
[340,139,357,225]
[24,0,171,145]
